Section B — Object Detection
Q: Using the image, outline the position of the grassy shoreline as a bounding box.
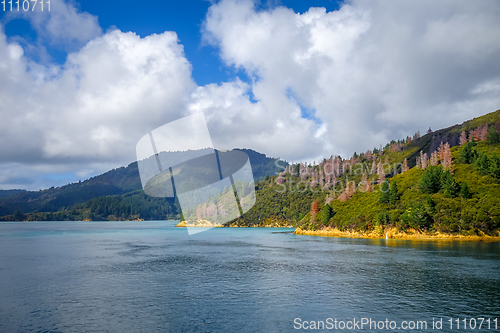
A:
[294,227,500,241]
[175,222,500,241]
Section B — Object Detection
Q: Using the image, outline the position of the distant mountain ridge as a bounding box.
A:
[0,148,286,219]
[0,189,26,197]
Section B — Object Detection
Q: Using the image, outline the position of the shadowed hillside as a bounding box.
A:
[0,149,286,220]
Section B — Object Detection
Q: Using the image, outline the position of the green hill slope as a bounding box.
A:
[303,141,500,236]
[231,109,500,237]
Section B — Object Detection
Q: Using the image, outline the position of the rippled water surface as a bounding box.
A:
[0,221,499,332]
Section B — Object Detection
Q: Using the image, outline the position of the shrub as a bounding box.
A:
[389,209,402,224]
[425,195,436,214]
[400,203,432,230]
[460,182,472,199]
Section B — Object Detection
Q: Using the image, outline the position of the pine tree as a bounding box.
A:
[487,126,500,143]
[459,131,467,145]
[377,162,385,183]
[300,163,308,181]
[475,153,489,175]
[346,180,356,196]
[419,166,443,194]
[323,158,332,179]
[371,160,376,175]
[365,150,373,161]
[469,125,489,142]
[310,173,318,188]
[459,141,477,164]
[276,172,285,185]
[469,128,478,142]
[421,151,428,170]
[337,192,348,202]
[318,204,335,225]
[389,181,400,204]
[379,181,390,203]
[438,142,452,171]
[366,180,373,193]
[359,171,369,192]
[311,200,320,222]
[337,179,355,202]
[402,158,409,172]
[430,151,439,166]
[441,169,459,198]
[489,153,500,179]
[325,194,333,205]
[479,125,488,141]
[437,142,445,161]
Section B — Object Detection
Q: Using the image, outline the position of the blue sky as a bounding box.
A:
[2,0,340,85]
[0,0,499,190]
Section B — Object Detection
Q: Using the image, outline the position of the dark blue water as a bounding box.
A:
[0,221,499,332]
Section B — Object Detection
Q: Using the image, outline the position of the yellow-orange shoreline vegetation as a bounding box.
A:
[294,227,500,241]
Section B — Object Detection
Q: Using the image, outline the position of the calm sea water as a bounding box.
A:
[0,221,499,332]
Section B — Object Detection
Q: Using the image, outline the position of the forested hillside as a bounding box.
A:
[228,109,500,237]
[0,149,285,221]
[2,109,500,235]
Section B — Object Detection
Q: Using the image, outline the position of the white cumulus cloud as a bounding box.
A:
[3,0,102,48]
[0,25,196,188]
[201,0,500,159]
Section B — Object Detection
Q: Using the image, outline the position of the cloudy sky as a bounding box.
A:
[1,0,500,190]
